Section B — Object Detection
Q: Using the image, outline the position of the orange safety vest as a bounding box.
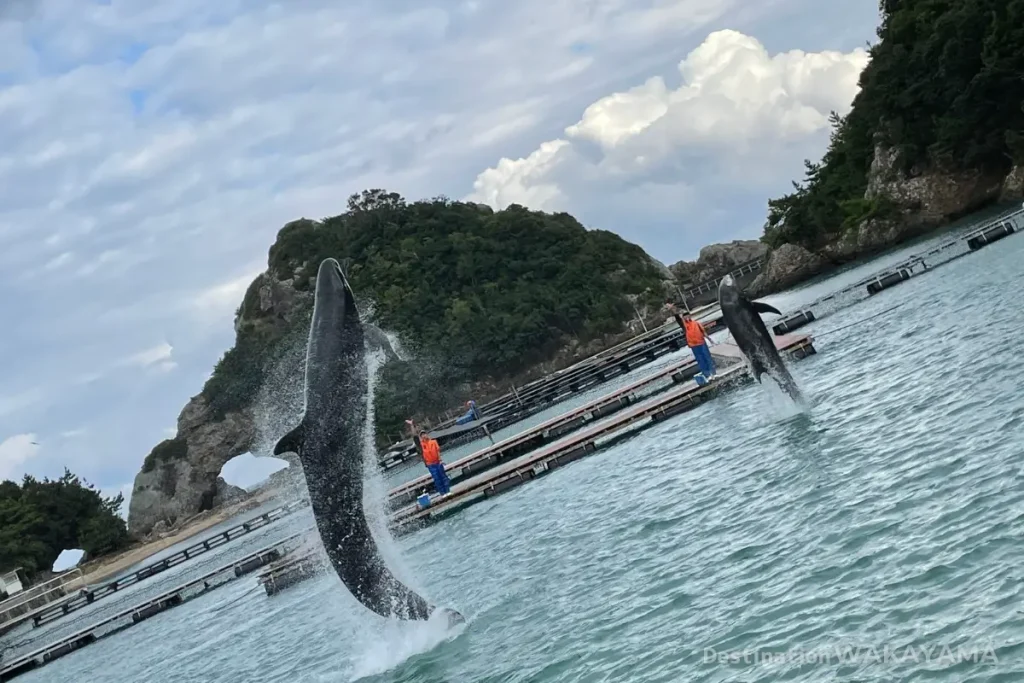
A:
[421,437,441,466]
[683,319,706,347]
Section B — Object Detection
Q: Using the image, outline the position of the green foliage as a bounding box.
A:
[141,437,188,473]
[205,190,665,439]
[764,0,1024,250]
[0,469,129,577]
[372,359,469,440]
[280,193,662,374]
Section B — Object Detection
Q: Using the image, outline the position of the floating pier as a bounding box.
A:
[768,206,1024,335]
[380,312,725,470]
[389,334,816,536]
[772,310,815,335]
[0,572,84,636]
[257,551,324,597]
[16,499,308,633]
[387,355,707,507]
[0,534,306,682]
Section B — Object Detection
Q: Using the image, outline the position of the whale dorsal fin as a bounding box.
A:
[750,301,782,316]
[273,423,306,456]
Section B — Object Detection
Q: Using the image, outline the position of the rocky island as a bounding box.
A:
[127,0,1024,537]
[127,193,674,536]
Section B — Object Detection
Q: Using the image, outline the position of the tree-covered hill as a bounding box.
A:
[202,190,668,439]
[763,0,1024,251]
[0,470,129,580]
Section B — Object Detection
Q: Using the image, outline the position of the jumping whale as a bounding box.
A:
[273,257,463,625]
[717,274,803,402]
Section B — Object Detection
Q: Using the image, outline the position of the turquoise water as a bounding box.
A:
[11,222,1024,682]
[388,203,1024,489]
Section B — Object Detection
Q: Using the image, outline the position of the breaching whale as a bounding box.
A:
[273,257,463,625]
[717,274,803,402]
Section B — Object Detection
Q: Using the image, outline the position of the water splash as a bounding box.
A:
[249,331,310,501]
[361,342,442,609]
[361,344,418,588]
[759,374,809,420]
[346,609,466,680]
[246,313,458,643]
[383,329,409,361]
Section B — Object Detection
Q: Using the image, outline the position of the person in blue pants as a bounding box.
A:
[681,313,716,380]
[419,431,451,496]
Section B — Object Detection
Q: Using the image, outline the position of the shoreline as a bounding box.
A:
[77,487,283,587]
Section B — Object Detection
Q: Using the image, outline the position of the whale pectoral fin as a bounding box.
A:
[273,423,306,456]
[751,301,782,316]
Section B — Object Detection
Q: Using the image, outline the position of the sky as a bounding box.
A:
[0,0,882,516]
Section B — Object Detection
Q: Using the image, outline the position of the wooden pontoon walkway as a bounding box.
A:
[380,313,726,470]
[16,499,308,633]
[0,534,306,681]
[386,354,705,507]
[389,334,816,535]
[257,551,324,597]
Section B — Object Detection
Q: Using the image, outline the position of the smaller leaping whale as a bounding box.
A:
[274,257,463,626]
[717,274,803,402]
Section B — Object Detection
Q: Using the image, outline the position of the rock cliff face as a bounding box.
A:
[127,271,312,537]
[127,261,412,538]
[750,141,1010,296]
[999,165,1024,202]
[669,240,768,286]
[827,140,1003,263]
[127,400,262,538]
[747,245,827,297]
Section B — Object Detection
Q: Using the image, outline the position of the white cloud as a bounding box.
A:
[0,389,44,418]
[72,341,179,386]
[0,433,40,482]
[468,140,571,211]
[0,0,880,499]
[467,29,870,251]
[192,268,262,321]
[126,342,174,368]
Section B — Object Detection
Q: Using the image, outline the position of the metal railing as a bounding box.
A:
[680,258,765,299]
[0,569,84,626]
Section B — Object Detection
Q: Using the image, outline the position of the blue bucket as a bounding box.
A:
[417,494,431,509]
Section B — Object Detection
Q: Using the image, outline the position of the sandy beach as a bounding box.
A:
[75,488,284,587]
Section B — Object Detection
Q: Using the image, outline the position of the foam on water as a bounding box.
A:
[345,609,466,681]
[758,374,809,420]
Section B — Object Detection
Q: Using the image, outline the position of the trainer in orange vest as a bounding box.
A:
[420,434,441,466]
[683,317,708,347]
[419,431,451,496]
[682,313,716,380]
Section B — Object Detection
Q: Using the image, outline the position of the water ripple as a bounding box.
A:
[17,231,1024,683]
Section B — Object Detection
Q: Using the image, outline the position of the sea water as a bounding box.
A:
[9,218,1024,682]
